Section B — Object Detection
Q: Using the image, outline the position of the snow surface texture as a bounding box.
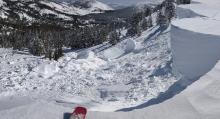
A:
[0,58,219,119]
[0,24,178,111]
[87,61,220,119]
[0,0,113,20]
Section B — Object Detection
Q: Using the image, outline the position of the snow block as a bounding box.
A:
[77,51,95,59]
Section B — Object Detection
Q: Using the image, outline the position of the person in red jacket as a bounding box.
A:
[69,107,87,119]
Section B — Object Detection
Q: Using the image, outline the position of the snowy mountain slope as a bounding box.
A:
[56,0,165,8]
[115,0,220,111]
[86,0,220,118]
[0,1,174,112]
[41,0,113,16]
[0,24,179,111]
[72,0,113,11]
[0,0,113,21]
[1,0,220,119]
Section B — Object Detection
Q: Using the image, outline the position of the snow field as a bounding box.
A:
[0,24,178,111]
[1,59,219,119]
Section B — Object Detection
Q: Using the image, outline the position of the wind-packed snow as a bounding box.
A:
[173,0,220,35]
[171,0,220,82]
[172,18,220,35]
[171,26,220,80]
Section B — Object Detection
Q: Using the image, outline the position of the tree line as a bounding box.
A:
[0,0,177,60]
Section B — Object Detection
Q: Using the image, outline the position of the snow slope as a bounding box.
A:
[0,58,219,119]
[0,0,113,21]
[173,0,220,35]
[1,0,220,119]
[171,0,220,83]
[56,0,164,8]
[171,26,220,81]
[40,0,113,16]
[87,61,220,119]
[0,24,178,111]
[87,0,220,117]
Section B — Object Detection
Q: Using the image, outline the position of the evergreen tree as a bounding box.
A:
[109,30,120,45]
[165,0,176,21]
[157,8,169,27]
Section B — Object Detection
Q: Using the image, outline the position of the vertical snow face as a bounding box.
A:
[0,25,180,111]
[171,0,220,82]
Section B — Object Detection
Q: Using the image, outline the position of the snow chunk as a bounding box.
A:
[103,47,124,59]
[103,39,136,59]
[33,62,60,78]
[77,51,95,59]
[125,39,136,53]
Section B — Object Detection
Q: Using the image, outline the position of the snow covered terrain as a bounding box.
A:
[0,60,219,119]
[0,24,178,111]
[1,0,220,119]
[56,0,164,8]
[40,0,113,16]
[88,0,220,118]
[87,60,220,119]
[172,0,220,84]
[0,0,113,21]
